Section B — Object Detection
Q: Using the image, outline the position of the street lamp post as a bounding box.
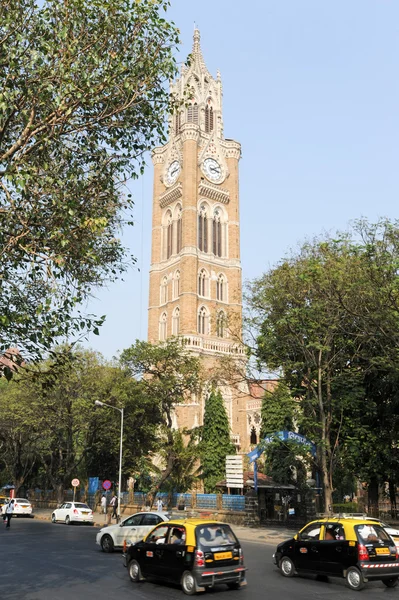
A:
[95,400,124,521]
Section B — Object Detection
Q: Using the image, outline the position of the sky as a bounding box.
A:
[82,0,399,359]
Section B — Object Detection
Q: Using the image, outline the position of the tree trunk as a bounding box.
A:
[368,477,379,516]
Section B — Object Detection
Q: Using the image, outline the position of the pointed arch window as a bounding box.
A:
[250,427,257,446]
[213,209,222,257]
[198,269,208,297]
[216,310,226,338]
[160,276,168,305]
[173,270,180,299]
[166,211,173,259]
[172,307,180,336]
[187,102,199,124]
[159,312,167,341]
[216,274,226,302]
[198,306,209,335]
[198,204,208,252]
[205,104,214,133]
[176,206,182,254]
[174,111,181,135]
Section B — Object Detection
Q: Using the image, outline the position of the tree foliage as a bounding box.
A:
[0,0,180,361]
[200,387,235,493]
[248,219,399,512]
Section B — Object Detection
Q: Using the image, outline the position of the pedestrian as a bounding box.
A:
[100,494,107,515]
[156,497,164,512]
[110,494,118,519]
[5,498,14,528]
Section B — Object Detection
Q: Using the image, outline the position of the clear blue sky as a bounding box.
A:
[83,0,399,359]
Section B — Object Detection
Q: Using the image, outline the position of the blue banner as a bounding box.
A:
[247,430,316,463]
[88,477,100,494]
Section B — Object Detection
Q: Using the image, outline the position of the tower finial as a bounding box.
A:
[193,27,201,54]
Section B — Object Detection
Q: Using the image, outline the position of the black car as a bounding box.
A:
[123,518,247,595]
[274,518,399,591]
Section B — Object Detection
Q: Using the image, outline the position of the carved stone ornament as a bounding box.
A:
[198,180,229,204]
[159,182,183,208]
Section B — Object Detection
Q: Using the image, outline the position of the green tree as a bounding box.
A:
[201,388,235,493]
[260,382,308,485]
[120,338,202,500]
[0,0,179,362]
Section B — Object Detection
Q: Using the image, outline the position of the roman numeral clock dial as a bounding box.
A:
[202,158,223,183]
[165,160,181,186]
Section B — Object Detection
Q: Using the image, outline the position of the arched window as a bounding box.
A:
[198,269,208,297]
[216,274,226,302]
[198,306,209,335]
[166,211,173,259]
[205,103,214,133]
[159,312,167,341]
[173,270,180,299]
[176,206,182,254]
[250,427,257,445]
[172,307,180,336]
[216,311,226,338]
[213,209,222,257]
[160,276,168,305]
[174,111,181,135]
[187,102,199,124]
[198,204,208,252]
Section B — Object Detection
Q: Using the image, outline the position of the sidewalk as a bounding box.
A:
[30,508,293,545]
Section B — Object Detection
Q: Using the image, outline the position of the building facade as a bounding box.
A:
[148,30,266,452]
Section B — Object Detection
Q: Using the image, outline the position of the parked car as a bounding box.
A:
[51,501,93,525]
[123,518,247,595]
[363,517,399,550]
[274,517,399,591]
[1,498,33,517]
[96,511,170,553]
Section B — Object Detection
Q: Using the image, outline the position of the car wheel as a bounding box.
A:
[280,556,296,577]
[101,534,114,553]
[51,514,56,523]
[383,577,399,588]
[227,581,241,590]
[65,515,71,525]
[128,559,144,582]
[346,567,365,591]
[181,571,198,596]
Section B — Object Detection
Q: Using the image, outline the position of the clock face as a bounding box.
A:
[202,157,223,183]
[165,160,180,185]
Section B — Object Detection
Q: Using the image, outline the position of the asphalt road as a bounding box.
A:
[0,519,397,600]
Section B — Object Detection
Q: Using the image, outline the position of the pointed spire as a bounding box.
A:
[193,28,201,54]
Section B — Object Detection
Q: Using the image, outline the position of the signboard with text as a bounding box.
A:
[225,455,244,489]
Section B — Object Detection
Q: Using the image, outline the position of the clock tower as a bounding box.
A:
[148,30,248,448]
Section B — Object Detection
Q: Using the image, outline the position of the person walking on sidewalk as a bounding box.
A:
[5,499,14,528]
[110,494,118,520]
[100,494,107,515]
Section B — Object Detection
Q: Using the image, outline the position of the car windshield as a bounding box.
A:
[196,524,237,547]
[15,498,29,503]
[355,524,392,544]
[74,503,90,509]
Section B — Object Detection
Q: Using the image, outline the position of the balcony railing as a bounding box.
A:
[182,335,246,356]
[231,434,240,446]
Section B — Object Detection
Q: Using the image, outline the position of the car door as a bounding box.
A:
[138,513,164,542]
[141,524,171,578]
[63,503,72,520]
[56,503,67,521]
[318,522,348,575]
[114,514,143,547]
[158,526,188,582]
[294,522,323,572]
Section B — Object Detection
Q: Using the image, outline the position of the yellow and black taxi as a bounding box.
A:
[123,518,246,595]
[273,517,399,591]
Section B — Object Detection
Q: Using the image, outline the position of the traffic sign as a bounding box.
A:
[102,480,112,490]
[71,478,80,487]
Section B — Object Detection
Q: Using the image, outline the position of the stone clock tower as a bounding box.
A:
[148,30,250,450]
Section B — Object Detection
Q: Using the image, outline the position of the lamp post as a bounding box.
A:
[95,400,124,521]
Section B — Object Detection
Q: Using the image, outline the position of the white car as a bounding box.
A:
[51,501,93,525]
[1,498,33,517]
[96,511,170,553]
